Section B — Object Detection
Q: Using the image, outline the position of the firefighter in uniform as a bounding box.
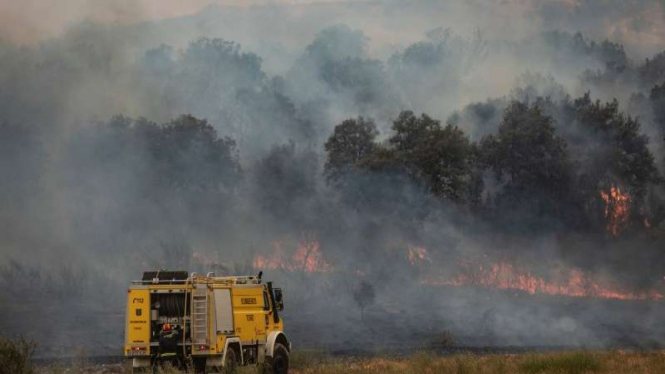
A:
[158,323,179,368]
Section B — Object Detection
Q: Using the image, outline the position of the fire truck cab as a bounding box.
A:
[124,271,290,373]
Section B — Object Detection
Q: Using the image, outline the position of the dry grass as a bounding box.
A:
[289,351,665,374]
[0,334,37,374]
[33,350,665,374]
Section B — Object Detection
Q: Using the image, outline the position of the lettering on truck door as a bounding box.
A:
[126,289,150,346]
[233,288,267,340]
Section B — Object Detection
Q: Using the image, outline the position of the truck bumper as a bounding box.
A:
[132,357,151,368]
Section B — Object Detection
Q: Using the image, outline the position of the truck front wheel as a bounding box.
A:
[223,347,238,374]
[267,343,289,374]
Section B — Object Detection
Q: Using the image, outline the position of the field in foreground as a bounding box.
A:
[32,350,665,374]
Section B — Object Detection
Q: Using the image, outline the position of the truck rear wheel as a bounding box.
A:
[267,343,289,374]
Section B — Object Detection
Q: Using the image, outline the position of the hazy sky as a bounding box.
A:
[0,0,369,44]
[2,0,664,60]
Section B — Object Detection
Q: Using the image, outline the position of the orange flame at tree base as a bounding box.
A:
[600,185,631,236]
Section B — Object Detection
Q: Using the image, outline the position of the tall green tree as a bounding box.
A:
[388,111,481,202]
[324,117,378,181]
[572,94,658,199]
[156,115,241,192]
[569,95,660,231]
[481,102,573,224]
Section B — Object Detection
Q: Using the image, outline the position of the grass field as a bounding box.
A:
[30,350,665,374]
[285,351,665,374]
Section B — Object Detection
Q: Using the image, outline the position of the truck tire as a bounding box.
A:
[192,357,206,374]
[224,347,238,374]
[267,343,289,374]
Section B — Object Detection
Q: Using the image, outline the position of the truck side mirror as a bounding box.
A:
[273,288,284,311]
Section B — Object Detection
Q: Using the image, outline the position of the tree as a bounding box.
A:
[319,57,394,108]
[304,24,368,65]
[650,82,665,132]
[389,111,442,152]
[542,31,627,74]
[325,112,482,203]
[253,142,319,228]
[66,114,242,216]
[639,51,665,88]
[481,102,573,226]
[291,25,399,116]
[141,44,174,72]
[324,117,378,181]
[569,95,660,232]
[572,95,658,199]
[155,115,241,192]
[597,39,628,73]
[181,38,264,85]
[353,280,375,321]
[388,111,481,202]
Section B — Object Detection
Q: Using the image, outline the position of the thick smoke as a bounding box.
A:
[1,0,665,357]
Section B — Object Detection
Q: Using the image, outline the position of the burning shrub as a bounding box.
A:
[0,334,36,374]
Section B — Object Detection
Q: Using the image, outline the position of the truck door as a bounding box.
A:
[124,289,151,354]
[233,288,267,341]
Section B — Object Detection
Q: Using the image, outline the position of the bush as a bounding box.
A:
[519,351,602,374]
[0,334,36,374]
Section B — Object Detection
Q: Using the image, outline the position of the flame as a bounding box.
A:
[293,237,333,272]
[252,242,289,270]
[424,261,662,301]
[407,246,431,265]
[253,233,332,273]
[600,185,631,236]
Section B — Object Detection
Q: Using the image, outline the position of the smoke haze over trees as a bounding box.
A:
[1,0,665,356]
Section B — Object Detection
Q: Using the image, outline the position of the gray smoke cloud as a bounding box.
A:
[1,0,665,358]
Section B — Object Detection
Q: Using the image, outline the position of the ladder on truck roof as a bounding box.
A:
[190,272,262,285]
[130,271,262,285]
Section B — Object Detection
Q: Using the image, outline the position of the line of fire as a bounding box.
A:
[191,181,664,303]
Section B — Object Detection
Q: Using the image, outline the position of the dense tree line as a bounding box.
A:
[1,23,665,280]
[325,94,663,235]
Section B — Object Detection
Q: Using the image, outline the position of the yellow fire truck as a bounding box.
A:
[124,271,290,373]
